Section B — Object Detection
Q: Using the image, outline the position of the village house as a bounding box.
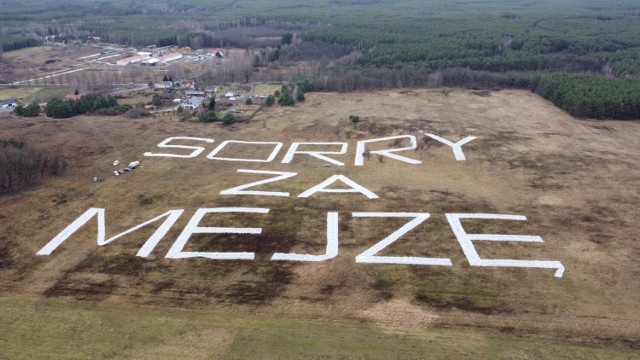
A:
[1,97,16,109]
[154,81,174,89]
[180,79,195,89]
[65,92,85,101]
[185,90,206,97]
[1,97,16,106]
[181,97,204,110]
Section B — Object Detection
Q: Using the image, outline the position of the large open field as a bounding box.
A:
[1,89,639,357]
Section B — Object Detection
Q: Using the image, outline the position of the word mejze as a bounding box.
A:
[37,208,565,278]
[143,134,477,164]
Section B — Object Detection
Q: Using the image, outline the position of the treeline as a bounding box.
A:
[1,36,41,52]
[277,41,353,63]
[302,66,639,120]
[44,94,120,119]
[0,138,67,193]
[535,74,640,119]
[301,11,640,78]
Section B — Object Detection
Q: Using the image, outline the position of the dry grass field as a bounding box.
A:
[1,89,639,357]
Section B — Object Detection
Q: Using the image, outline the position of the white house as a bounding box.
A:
[181,97,204,110]
[154,81,174,89]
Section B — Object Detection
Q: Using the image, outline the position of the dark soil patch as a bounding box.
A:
[0,237,13,268]
[414,290,512,315]
[44,276,117,301]
[74,253,145,275]
[222,263,294,305]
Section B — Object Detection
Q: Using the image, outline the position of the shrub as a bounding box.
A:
[199,110,218,122]
[349,114,360,123]
[94,107,120,116]
[125,108,149,118]
[278,88,295,106]
[115,104,132,113]
[245,97,253,105]
[222,113,235,125]
[265,94,275,106]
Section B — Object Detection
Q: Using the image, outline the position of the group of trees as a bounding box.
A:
[275,66,638,119]
[44,94,119,119]
[0,36,41,52]
[198,111,235,125]
[13,102,41,117]
[301,10,640,79]
[0,138,67,193]
[534,74,640,119]
[278,87,295,106]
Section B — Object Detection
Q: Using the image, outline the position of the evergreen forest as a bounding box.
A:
[1,0,639,119]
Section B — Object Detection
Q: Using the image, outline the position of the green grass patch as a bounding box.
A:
[0,87,69,104]
[0,296,636,359]
[3,46,52,59]
[253,84,282,97]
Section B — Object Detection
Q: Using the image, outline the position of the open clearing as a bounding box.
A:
[2,46,53,59]
[0,87,68,103]
[1,89,639,356]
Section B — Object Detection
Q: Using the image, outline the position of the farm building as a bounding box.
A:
[116,54,151,66]
[144,58,160,66]
[156,52,182,63]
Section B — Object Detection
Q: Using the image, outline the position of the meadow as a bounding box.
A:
[1,89,638,356]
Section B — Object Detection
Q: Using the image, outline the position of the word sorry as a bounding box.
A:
[143,134,477,164]
[37,208,564,278]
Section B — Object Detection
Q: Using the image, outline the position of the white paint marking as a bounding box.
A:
[445,213,565,277]
[425,134,476,161]
[220,169,297,197]
[271,212,339,261]
[36,208,184,257]
[281,142,348,166]
[165,207,269,260]
[355,135,421,166]
[206,140,283,162]
[144,136,214,158]
[298,175,379,199]
[353,212,452,266]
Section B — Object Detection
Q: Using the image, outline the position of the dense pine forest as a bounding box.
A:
[1,0,639,119]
